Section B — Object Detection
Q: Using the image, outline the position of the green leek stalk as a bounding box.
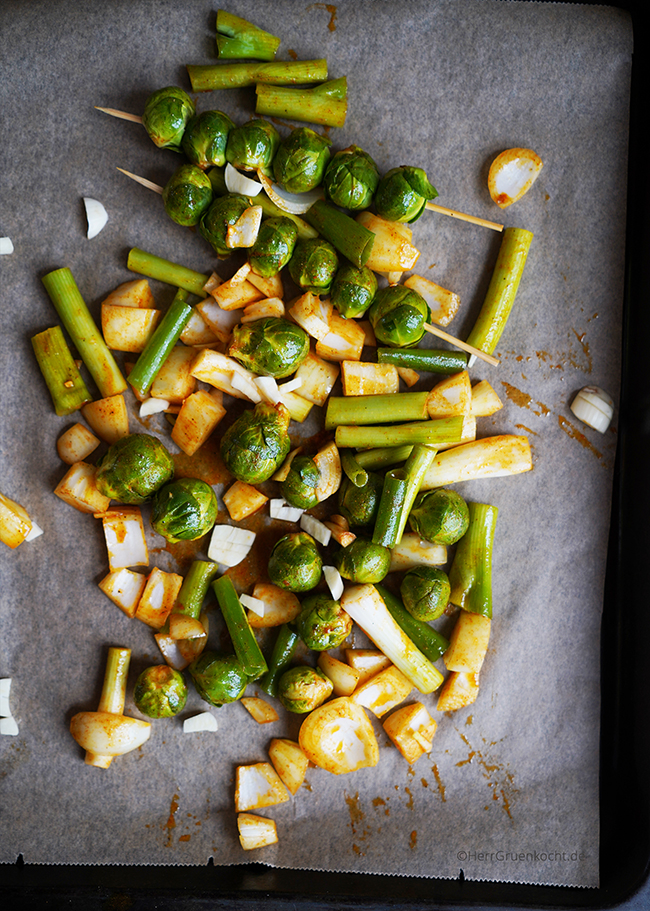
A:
[216,10,280,60]
[354,445,414,470]
[340,450,368,488]
[255,78,348,128]
[212,576,268,679]
[465,227,533,355]
[375,585,449,663]
[372,469,408,548]
[127,248,209,297]
[377,347,467,374]
[392,444,437,543]
[31,326,92,415]
[258,623,299,697]
[98,646,131,714]
[187,59,328,92]
[325,391,429,430]
[41,268,127,398]
[449,502,498,618]
[335,416,464,450]
[127,289,193,397]
[304,199,375,269]
[172,560,219,620]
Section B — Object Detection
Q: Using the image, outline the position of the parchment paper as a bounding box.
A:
[0,0,633,889]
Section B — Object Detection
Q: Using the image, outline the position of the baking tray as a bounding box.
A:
[3,0,650,906]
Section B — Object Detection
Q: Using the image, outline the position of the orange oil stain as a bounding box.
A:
[164,794,180,847]
[514,423,538,436]
[570,328,592,372]
[404,786,414,810]
[409,830,418,851]
[309,3,338,30]
[431,764,447,802]
[344,791,364,829]
[558,415,602,459]
[457,732,517,822]
[179,834,191,842]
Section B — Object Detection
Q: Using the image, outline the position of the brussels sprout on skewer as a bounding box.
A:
[368,285,430,348]
[273,127,331,194]
[330,262,377,319]
[95,433,175,504]
[374,165,438,223]
[141,86,195,152]
[277,666,333,713]
[296,593,352,651]
[228,317,309,379]
[151,478,218,543]
[181,110,235,169]
[134,665,188,718]
[220,402,291,484]
[162,164,213,226]
[323,145,380,211]
[281,455,321,510]
[225,119,280,174]
[288,237,339,295]
[248,216,298,277]
[268,532,322,593]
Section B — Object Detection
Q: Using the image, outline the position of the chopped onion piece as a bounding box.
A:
[0,679,12,717]
[84,197,109,238]
[257,170,323,215]
[0,716,19,736]
[278,377,303,395]
[570,385,614,433]
[231,371,263,403]
[183,712,218,733]
[0,237,14,255]
[323,565,344,601]
[240,593,266,618]
[226,206,263,249]
[208,525,256,567]
[300,513,331,546]
[225,163,263,197]
[255,375,281,405]
[25,521,44,542]
[140,397,170,418]
[269,498,304,523]
[487,148,543,209]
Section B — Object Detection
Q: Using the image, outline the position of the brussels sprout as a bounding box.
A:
[408,488,470,545]
[337,471,384,527]
[330,262,378,319]
[228,317,309,379]
[277,665,333,713]
[225,119,280,174]
[181,110,235,170]
[368,285,430,348]
[281,455,320,510]
[134,665,188,718]
[220,402,291,484]
[400,566,451,622]
[199,193,250,256]
[273,127,331,193]
[334,538,391,584]
[288,237,339,295]
[188,650,249,707]
[323,145,380,211]
[249,216,298,278]
[268,532,322,592]
[296,593,352,651]
[374,166,438,223]
[151,477,218,543]
[141,86,196,152]
[95,433,175,504]
[162,164,213,227]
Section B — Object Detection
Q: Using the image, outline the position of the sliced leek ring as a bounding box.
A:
[569,386,614,433]
[224,163,263,197]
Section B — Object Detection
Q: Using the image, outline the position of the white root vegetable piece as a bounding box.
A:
[183,712,218,733]
[356,211,420,272]
[57,423,100,464]
[444,611,491,674]
[382,702,437,763]
[436,671,480,712]
[171,389,226,456]
[288,292,333,342]
[397,366,419,387]
[191,348,260,401]
[102,278,155,309]
[101,507,148,570]
[0,716,19,736]
[213,263,265,311]
[241,297,285,323]
[237,813,278,850]
[101,303,161,353]
[426,370,472,417]
[300,513,331,546]
[341,585,444,694]
[54,461,111,515]
[269,498,304,523]
[351,665,413,717]
[312,441,342,503]
[268,738,309,795]
[388,533,447,573]
[240,593,266,618]
[420,435,533,489]
[277,390,313,422]
[488,148,543,208]
[241,696,279,724]
[225,162,263,196]
[149,345,197,403]
[226,205,263,248]
[293,349,340,406]
[83,197,108,238]
[344,648,392,687]
[168,614,206,640]
[180,308,220,346]
[247,583,301,628]
[255,375,281,405]
[0,678,12,717]
[223,480,269,522]
[403,274,461,327]
[570,385,614,433]
[81,395,129,444]
[0,237,14,255]
[298,696,379,775]
[135,566,183,630]
[195,296,244,344]
[208,524,256,567]
[471,380,503,417]
[246,269,284,300]
[139,397,169,418]
[315,310,366,362]
[318,652,361,697]
[235,762,290,812]
[323,564,345,600]
[156,612,209,671]
[341,361,399,396]
[98,567,147,618]
[0,491,33,549]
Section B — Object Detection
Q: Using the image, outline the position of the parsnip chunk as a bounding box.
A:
[268,738,309,794]
[234,762,290,812]
[383,702,437,763]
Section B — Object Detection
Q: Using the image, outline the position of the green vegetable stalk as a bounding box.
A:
[172,560,219,622]
[127,248,209,297]
[31,326,92,416]
[334,416,464,450]
[215,9,280,60]
[304,199,375,269]
[465,227,533,356]
[354,445,414,471]
[377,347,467,375]
[258,623,300,697]
[41,268,127,398]
[390,444,437,545]
[325,391,429,430]
[374,585,449,662]
[98,646,131,714]
[187,59,328,92]
[127,289,192,397]
[372,469,408,549]
[448,502,498,618]
[212,575,268,680]
[340,450,368,488]
[255,77,348,128]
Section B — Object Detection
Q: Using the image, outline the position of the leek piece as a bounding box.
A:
[187,59,328,92]
[354,445,414,471]
[340,450,368,488]
[31,326,92,416]
[325,391,429,430]
[127,248,209,297]
[377,347,467,375]
[372,469,408,548]
[393,443,437,544]
[172,560,219,620]
[375,584,449,663]
[216,10,280,60]
[304,199,375,269]
[98,646,131,714]
[449,503,498,618]
[255,78,348,128]
[335,416,464,450]
[212,576,268,680]
[127,289,193,397]
[258,623,300,697]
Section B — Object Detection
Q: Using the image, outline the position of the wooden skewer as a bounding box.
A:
[423,322,500,367]
[116,168,164,194]
[95,106,143,124]
[425,201,504,233]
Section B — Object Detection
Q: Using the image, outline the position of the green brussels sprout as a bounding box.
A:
[400,566,451,621]
[277,665,333,713]
[288,238,339,295]
[181,110,235,169]
[151,477,218,543]
[334,538,391,584]
[374,165,438,223]
[368,285,430,348]
[199,193,250,256]
[134,665,188,718]
[220,402,291,484]
[188,651,249,707]
[330,262,378,319]
[225,119,280,174]
[228,317,309,379]
[337,472,384,527]
[296,593,352,651]
[267,532,322,592]
[323,145,380,211]
[95,433,175,504]
[281,455,320,510]
[408,488,470,545]
[273,127,331,193]
[141,86,195,152]
[162,164,213,227]
[249,216,298,278]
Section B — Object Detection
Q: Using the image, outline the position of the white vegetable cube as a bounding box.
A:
[312,441,342,503]
[246,270,283,300]
[183,712,218,733]
[436,671,480,712]
[0,716,19,736]
[56,422,101,464]
[241,696,279,724]
[195,297,244,343]
[150,346,197,403]
[444,611,491,674]
[171,389,226,456]
[351,665,413,717]
[426,370,472,417]
[54,462,111,515]
[268,738,309,795]
[101,303,161,353]
[241,297,285,323]
[382,702,437,763]
[102,278,155,309]
[404,274,461,327]
[397,366,419,387]
[0,490,33,549]
[293,350,339,406]
[234,762,290,812]
[278,390,313,423]
[81,395,129,444]
[288,292,332,342]
[237,813,278,851]
[135,566,183,629]
[341,361,399,396]
[179,309,220,346]
[318,652,361,697]
[98,568,147,618]
[101,507,148,570]
[471,380,503,417]
[268,498,304,523]
[191,348,260,401]
[0,678,13,717]
[212,263,265,311]
[315,311,366,362]
[223,480,268,522]
[247,583,301,628]
[344,649,392,687]
[356,212,420,272]
[208,524,256,568]
[389,533,447,572]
